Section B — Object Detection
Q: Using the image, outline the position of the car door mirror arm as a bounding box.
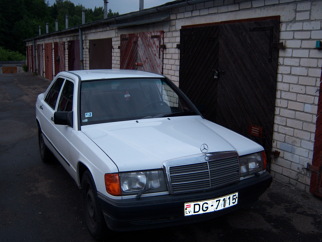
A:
[54,111,73,127]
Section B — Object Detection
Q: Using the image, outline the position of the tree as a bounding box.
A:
[0,0,119,54]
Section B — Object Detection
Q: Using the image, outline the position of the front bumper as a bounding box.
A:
[98,172,272,231]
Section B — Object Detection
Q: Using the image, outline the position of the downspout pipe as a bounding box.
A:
[79,28,83,70]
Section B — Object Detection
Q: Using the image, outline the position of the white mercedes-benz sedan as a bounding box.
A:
[36,70,272,239]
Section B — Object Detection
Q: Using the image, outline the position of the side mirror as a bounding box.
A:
[54,111,73,127]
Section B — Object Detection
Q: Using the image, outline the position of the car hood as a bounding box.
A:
[81,116,263,172]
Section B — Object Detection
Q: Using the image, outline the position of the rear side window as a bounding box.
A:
[45,78,64,109]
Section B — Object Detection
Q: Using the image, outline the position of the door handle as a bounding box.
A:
[39,105,43,110]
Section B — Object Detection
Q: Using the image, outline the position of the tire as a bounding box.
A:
[81,171,106,240]
[38,127,53,163]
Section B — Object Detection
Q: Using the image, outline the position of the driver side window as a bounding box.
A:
[57,80,74,112]
[45,78,64,109]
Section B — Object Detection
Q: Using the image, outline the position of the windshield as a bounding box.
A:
[80,78,198,125]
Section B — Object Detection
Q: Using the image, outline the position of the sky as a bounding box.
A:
[46,0,174,14]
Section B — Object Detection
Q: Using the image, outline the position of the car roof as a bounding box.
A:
[59,69,164,81]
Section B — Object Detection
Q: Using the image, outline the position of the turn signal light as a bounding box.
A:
[105,173,121,196]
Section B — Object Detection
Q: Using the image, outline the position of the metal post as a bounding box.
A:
[65,15,69,29]
[55,20,58,31]
[139,0,144,10]
[82,10,85,24]
[104,0,108,19]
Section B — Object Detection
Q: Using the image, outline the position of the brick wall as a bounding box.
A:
[161,0,322,192]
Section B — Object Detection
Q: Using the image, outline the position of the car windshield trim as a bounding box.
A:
[80,78,199,126]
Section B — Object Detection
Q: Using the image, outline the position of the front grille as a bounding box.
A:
[165,152,240,194]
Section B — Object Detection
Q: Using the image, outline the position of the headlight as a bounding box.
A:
[239,152,266,177]
[105,170,167,196]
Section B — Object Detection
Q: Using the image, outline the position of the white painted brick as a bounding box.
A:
[311,1,322,20]
[308,68,321,78]
[306,86,319,96]
[208,7,218,14]
[285,135,301,147]
[283,74,298,84]
[240,2,251,9]
[311,30,322,39]
[284,151,300,163]
[295,111,313,122]
[279,66,291,74]
[297,1,311,11]
[293,146,309,157]
[300,58,318,68]
[287,119,303,129]
[291,67,308,76]
[286,22,303,31]
[280,108,295,118]
[271,164,283,173]
[290,163,303,172]
[293,49,309,58]
[296,11,310,21]
[309,50,322,58]
[297,94,314,104]
[265,0,278,5]
[280,31,294,40]
[288,101,304,111]
[303,21,321,30]
[294,129,311,140]
[299,157,311,167]
[277,82,289,91]
[301,40,317,48]
[283,168,299,180]
[294,31,311,39]
[200,9,209,15]
[274,132,285,141]
[304,103,314,113]
[282,91,297,100]
[301,140,314,150]
[275,157,292,168]
[192,10,200,16]
[278,126,294,136]
[276,99,288,108]
[279,49,293,57]
[285,40,301,48]
[290,84,305,94]
[252,0,264,8]
[285,57,300,67]
[299,76,317,86]
[309,150,314,159]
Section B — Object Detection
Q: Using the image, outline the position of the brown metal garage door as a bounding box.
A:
[180,17,280,164]
[89,38,112,69]
[311,68,322,197]
[120,31,164,74]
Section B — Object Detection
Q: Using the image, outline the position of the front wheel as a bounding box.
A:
[81,171,106,239]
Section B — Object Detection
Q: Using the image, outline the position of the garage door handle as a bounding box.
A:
[39,105,43,110]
